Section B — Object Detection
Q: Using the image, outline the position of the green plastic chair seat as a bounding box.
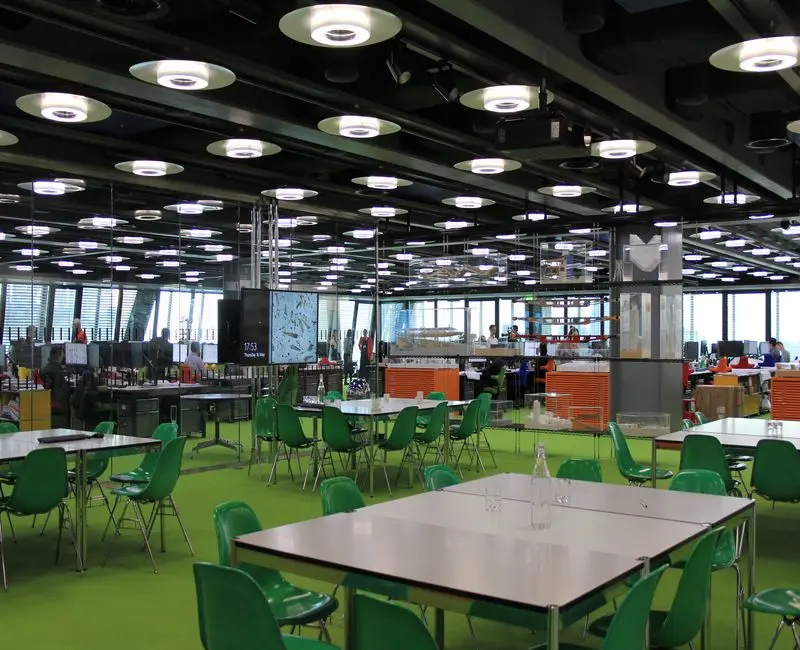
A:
[626,465,674,481]
[744,588,800,616]
[589,610,670,644]
[556,458,603,483]
[609,422,673,484]
[283,637,337,650]
[320,476,365,515]
[110,422,178,484]
[423,465,460,491]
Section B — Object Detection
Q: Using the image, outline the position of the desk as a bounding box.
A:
[1,387,51,431]
[0,428,160,569]
[182,393,250,457]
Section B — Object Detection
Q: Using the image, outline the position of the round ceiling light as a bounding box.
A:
[346,229,375,239]
[75,241,105,250]
[180,228,220,239]
[78,216,128,229]
[164,203,206,214]
[15,248,45,257]
[278,216,318,228]
[703,193,760,205]
[318,115,400,138]
[512,212,559,222]
[602,203,653,214]
[138,274,160,280]
[441,196,495,209]
[16,92,111,123]
[19,179,85,195]
[538,185,596,198]
[654,220,679,228]
[508,254,527,261]
[358,206,408,218]
[16,225,57,237]
[114,236,151,245]
[129,60,236,90]
[667,170,715,187]
[206,138,281,159]
[710,36,800,73]
[590,139,655,159]
[0,130,18,146]
[54,261,76,268]
[352,176,412,190]
[0,193,20,204]
[460,85,553,113]
[278,3,401,48]
[434,220,471,230]
[261,188,319,201]
[115,160,184,176]
[454,158,522,174]
[134,210,163,221]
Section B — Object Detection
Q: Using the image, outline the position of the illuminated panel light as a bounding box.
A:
[667,171,714,187]
[438,220,470,230]
[523,279,539,285]
[585,266,600,272]
[514,270,531,276]
[508,254,526,261]
[512,212,547,222]
[158,260,183,268]
[710,36,800,73]
[100,255,125,264]
[588,249,607,257]
[724,239,747,247]
[17,225,53,236]
[749,248,771,256]
[732,266,749,272]
[698,230,723,240]
[16,248,44,257]
[184,271,203,277]
[604,203,652,214]
[277,188,308,200]
[115,236,148,245]
[183,229,214,238]
[367,176,398,189]
[773,256,792,262]
[378,270,392,276]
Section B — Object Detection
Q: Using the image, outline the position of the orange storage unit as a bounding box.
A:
[771,377,800,421]
[385,367,460,400]
[545,371,610,426]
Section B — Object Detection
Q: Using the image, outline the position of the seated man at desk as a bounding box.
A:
[185,342,206,374]
[41,346,70,420]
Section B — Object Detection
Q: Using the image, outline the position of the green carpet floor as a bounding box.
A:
[2,422,800,650]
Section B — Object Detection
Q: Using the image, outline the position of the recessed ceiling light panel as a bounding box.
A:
[16,92,111,123]
[279,4,402,48]
[130,59,236,90]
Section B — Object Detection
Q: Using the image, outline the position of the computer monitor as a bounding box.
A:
[710,342,719,356]
[683,341,699,360]
[87,343,100,369]
[759,341,771,355]
[700,340,709,357]
[743,340,758,356]
[64,343,88,366]
[202,343,218,364]
[176,343,189,364]
[718,340,745,358]
[129,342,143,368]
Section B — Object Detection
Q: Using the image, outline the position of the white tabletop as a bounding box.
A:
[0,428,160,462]
[234,511,643,610]
[656,429,800,451]
[446,474,753,526]
[365,490,707,559]
[313,398,470,417]
[688,418,800,439]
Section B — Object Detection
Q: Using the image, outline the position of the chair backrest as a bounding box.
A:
[320,476,365,515]
[416,402,447,444]
[0,421,19,434]
[694,411,709,425]
[253,397,276,439]
[8,447,69,514]
[322,405,358,451]
[454,399,480,438]
[601,565,667,650]
[275,367,299,406]
[423,464,461,491]
[654,527,724,647]
[679,434,734,490]
[426,391,445,401]
[608,422,638,473]
[383,406,418,451]
[556,458,603,483]
[670,469,727,496]
[138,436,188,501]
[354,594,438,650]
[93,421,116,435]
[681,419,694,430]
[193,562,286,650]
[275,403,310,448]
[494,366,507,391]
[477,392,491,428]
[752,438,800,501]
[138,421,179,475]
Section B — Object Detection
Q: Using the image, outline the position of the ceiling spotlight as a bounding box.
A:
[700,273,720,279]
[157,260,183,268]
[386,43,412,84]
[207,138,281,158]
[115,160,183,176]
[460,84,553,113]
[70,269,90,275]
[130,59,236,90]
[508,254,527,261]
[602,203,653,214]
[262,188,318,201]
[724,239,747,247]
[279,3,401,48]
[15,248,45,257]
[347,229,375,239]
[442,196,495,209]
[358,206,408,218]
[667,170,715,187]
[704,193,760,205]
[113,265,134,272]
[538,185,596,198]
[352,176,412,190]
[590,139,656,159]
[134,210,162,221]
[17,92,111,123]
[710,36,800,73]
[654,221,678,228]
[454,158,522,174]
[318,115,400,138]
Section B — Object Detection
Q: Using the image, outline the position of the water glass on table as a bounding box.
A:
[554,478,572,505]
[484,481,503,515]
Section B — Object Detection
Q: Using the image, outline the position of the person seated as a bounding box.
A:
[71,318,87,343]
[184,342,206,375]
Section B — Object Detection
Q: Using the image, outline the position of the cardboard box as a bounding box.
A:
[695,385,744,419]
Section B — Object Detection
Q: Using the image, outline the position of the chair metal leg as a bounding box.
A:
[733,563,743,650]
[55,502,65,566]
[480,429,498,468]
[767,619,786,650]
[466,615,480,650]
[0,512,7,590]
[169,495,195,556]
[102,498,130,568]
[132,501,158,573]
[790,620,800,649]
[248,437,259,476]
[101,494,120,541]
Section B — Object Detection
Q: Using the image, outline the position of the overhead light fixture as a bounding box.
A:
[470,247,491,255]
[77,216,127,229]
[434,220,471,230]
[115,160,184,176]
[134,210,162,221]
[331,257,349,265]
[54,261,76,268]
[329,264,345,271]
[70,269,90,275]
[157,260,183,268]
[700,273,720,279]
[165,203,203,214]
[32,180,66,196]
[74,241,102,250]
[358,206,408,218]
[720,277,736,283]
[0,193,20,203]
[774,256,792,262]
[509,254,527,261]
[554,242,574,251]
[710,36,800,73]
[347,229,375,239]
[19,179,85,195]
[181,228,219,239]
[769,275,787,281]
[460,84,553,113]
[590,139,656,159]
[454,158,522,174]
[13,264,35,271]
[352,176,412,190]
[724,239,747,247]
[262,188,318,201]
[512,212,550,222]
[514,270,531,276]
[748,213,774,220]
[279,3,401,48]
[569,227,592,234]
[789,120,800,135]
[15,248,45,257]
[394,253,414,261]
[129,59,236,90]
[588,249,607,257]
[113,265,134,272]
[749,248,771,255]
[780,225,800,236]
[684,254,704,261]
[710,261,730,268]
[585,266,600,273]
[319,115,400,138]
[704,193,760,205]
[667,170,715,187]
[386,43,412,85]
[16,92,111,123]
[682,269,697,275]
[602,203,653,214]
[697,230,723,240]
[206,138,281,158]
[732,266,749,272]
[431,63,459,103]
[654,220,678,228]
[216,254,235,262]
[99,255,126,264]
[0,130,18,147]
[751,271,769,277]
[523,279,539,285]
[442,196,495,209]
[185,277,201,283]
[16,225,56,237]
[200,244,228,252]
[538,185,596,198]
[495,234,517,240]
[138,274,159,280]
[435,259,452,266]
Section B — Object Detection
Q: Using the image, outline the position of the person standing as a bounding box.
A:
[343,329,354,379]
[358,329,372,379]
[71,318,87,343]
[487,324,499,345]
[328,329,339,361]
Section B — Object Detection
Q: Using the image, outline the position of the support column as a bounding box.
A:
[609,224,684,430]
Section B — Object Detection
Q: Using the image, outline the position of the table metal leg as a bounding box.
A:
[443,409,451,467]
[193,402,244,454]
[345,586,356,650]
[650,439,657,488]
[547,605,559,650]
[639,556,651,649]
[368,418,375,497]
[746,506,756,650]
[435,608,445,650]
[74,449,87,571]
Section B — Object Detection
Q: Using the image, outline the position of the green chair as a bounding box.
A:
[0,422,21,495]
[320,476,366,516]
[275,366,300,406]
[411,402,447,479]
[743,588,800,650]
[679,433,742,496]
[540,565,667,650]
[193,562,338,650]
[681,418,695,430]
[313,406,370,490]
[670,469,744,650]
[589,527,724,649]
[694,411,709,424]
[557,458,603,483]
[415,391,445,429]
[482,366,506,398]
[269,404,321,490]
[325,390,343,401]
[213,501,337,639]
[103,436,193,572]
[248,397,276,478]
[375,406,418,494]
[449,399,482,475]
[0,447,79,589]
[751,438,800,505]
[476,392,498,468]
[109,421,178,484]
[423,464,461,491]
[354,595,438,650]
[609,422,673,485]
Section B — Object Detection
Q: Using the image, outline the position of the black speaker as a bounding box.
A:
[218,298,241,364]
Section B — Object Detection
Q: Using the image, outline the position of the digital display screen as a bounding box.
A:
[203,343,218,364]
[64,343,88,365]
[240,289,270,365]
[269,290,318,364]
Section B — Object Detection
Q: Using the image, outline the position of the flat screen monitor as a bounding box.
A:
[269,290,319,364]
[240,289,269,365]
[683,341,699,360]
[203,343,218,364]
[710,342,719,355]
[218,299,241,364]
[523,340,538,356]
[700,340,709,357]
[129,342,143,368]
[64,343,88,366]
[759,341,771,355]
[87,343,100,369]
[176,343,189,365]
[717,340,745,358]
[743,340,758,356]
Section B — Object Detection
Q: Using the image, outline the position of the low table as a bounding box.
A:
[181,393,250,457]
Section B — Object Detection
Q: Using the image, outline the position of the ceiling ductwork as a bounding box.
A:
[94,0,170,20]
